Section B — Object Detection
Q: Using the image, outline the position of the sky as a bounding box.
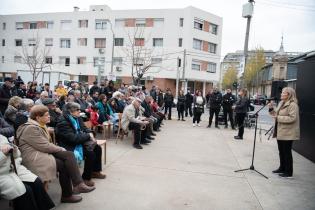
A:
[1,0,315,59]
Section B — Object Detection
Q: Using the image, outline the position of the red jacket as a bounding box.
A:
[90,111,99,126]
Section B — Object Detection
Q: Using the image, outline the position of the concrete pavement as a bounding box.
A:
[54,114,315,210]
[1,113,314,210]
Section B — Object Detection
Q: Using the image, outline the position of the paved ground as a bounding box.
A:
[2,112,315,210]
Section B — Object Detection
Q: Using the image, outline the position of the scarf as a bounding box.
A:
[68,115,83,162]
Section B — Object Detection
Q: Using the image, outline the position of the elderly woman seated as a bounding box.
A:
[4,96,22,126]
[14,98,34,130]
[17,105,95,203]
[0,134,55,210]
[55,102,106,187]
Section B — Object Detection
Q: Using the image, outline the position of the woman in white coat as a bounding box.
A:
[0,134,54,210]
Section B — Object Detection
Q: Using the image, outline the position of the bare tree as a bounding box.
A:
[122,26,156,85]
[16,32,51,81]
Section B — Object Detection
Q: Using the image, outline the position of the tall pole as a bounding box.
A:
[97,60,101,86]
[175,57,180,99]
[243,16,251,68]
[182,49,187,93]
[109,21,115,74]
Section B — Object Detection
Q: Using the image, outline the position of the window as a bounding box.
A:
[60,20,72,30]
[60,57,70,66]
[114,38,124,46]
[77,57,86,64]
[95,38,106,48]
[154,18,164,27]
[16,22,23,30]
[14,56,22,63]
[151,57,162,65]
[153,38,163,47]
[115,19,124,27]
[2,39,5,46]
[47,21,54,29]
[1,56,4,63]
[60,39,71,48]
[78,20,88,28]
[194,19,203,30]
[192,60,201,71]
[113,57,123,66]
[133,58,144,66]
[179,18,184,27]
[210,23,218,35]
[45,57,52,64]
[77,38,87,46]
[135,38,144,46]
[28,38,36,46]
[45,38,53,46]
[30,22,37,29]
[2,23,6,30]
[15,39,23,46]
[208,42,217,54]
[93,57,105,67]
[207,62,216,73]
[95,19,107,29]
[193,39,202,50]
[135,19,146,27]
[178,38,182,47]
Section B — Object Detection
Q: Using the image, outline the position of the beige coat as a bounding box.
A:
[0,135,37,200]
[121,104,144,131]
[17,119,63,181]
[274,100,300,141]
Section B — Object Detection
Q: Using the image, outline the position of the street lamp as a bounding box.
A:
[107,20,115,74]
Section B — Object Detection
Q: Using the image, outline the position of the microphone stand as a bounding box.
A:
[234,104,268,179]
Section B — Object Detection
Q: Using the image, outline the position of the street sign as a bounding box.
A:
[107,72,116,81]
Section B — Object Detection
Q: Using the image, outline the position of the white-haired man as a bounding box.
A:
[121,98,150,149]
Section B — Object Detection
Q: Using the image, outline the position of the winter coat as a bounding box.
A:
[55,114,92,151]
[193,96,205,113]
[164,93,174,107]
[0,135,37,200]
[209,92,222,109]
[222,93,236,109]
[0,117,15,138]
[0,84,13,115]
[156,93,164,107]
[177,95,186,110]
[273,100,300,141]
[234,96,248,114]
[121,104,144,131]
[16,119,63,182]
[4,105,18,126]
[185,93,194,105]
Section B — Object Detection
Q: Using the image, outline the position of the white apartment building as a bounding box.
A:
[0,5,222,93]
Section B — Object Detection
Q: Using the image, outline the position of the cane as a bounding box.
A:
[9,148,18,175]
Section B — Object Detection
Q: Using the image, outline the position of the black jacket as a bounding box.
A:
[55,115,92,151]
[222,93,236,109]
[164,93,174,107]
[47,109,61,128]
[141,101,152,118]
[177,95,185,108]
[235,97,249,114]
[209,92,222,109]
[0,117,15,138]
[185,93,193,105]
[104,86,116,99]
[89,85,100,96]
[156,93,164,107]
[0,84,13,114]
[17,88,27,98]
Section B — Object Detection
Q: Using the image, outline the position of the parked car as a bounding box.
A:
[252,94,267,105]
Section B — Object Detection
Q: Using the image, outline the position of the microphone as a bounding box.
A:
[265,97,277,101]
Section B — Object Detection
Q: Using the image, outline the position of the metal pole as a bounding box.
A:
[244,16,251,68]
[111,31,115,73]
[175,57,180,99]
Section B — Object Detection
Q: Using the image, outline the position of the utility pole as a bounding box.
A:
[97,60,101,86]
[175,57,181,99]
[181,49,187,93]
[242,0,254,88]
[109,20,115,74]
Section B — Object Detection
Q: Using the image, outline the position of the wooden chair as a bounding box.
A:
[97,140,107,165]
[116,113,129,143]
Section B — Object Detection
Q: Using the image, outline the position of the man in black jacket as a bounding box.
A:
[16,83,27,98]
[164,89,174,120]
[185,89,193,117]
[207,88,222,128]
[89,81,100,96]
[222,89,235,129]
[0,77,15,115]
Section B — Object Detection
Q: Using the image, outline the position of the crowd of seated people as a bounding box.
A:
[0,77,171,209]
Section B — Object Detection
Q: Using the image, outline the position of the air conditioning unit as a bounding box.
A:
[116,66,122,72]
[98,48,105,54]
[146,76,154,81]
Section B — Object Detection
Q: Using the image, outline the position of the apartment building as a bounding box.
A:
[0,5,222,93]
